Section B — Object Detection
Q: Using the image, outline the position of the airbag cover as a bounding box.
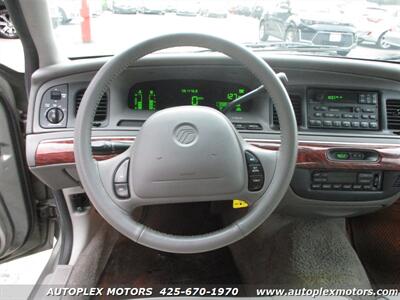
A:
[131,106,245,198]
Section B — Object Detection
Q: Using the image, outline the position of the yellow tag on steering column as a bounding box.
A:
[233,199,249,209]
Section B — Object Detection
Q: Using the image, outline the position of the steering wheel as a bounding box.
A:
[74,33,298,254]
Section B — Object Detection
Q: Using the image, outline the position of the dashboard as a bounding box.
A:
[26,53,400,217]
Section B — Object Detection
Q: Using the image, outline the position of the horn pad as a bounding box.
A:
[131,106,245,199]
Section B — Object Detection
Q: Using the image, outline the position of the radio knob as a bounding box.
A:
[46,108,64,124]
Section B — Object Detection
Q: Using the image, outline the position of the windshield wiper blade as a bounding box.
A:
[191,41,338,53]
[243,41,340,52]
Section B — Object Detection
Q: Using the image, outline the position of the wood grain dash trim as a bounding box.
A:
[35,137,400,170]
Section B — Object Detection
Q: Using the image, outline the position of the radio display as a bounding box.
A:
[128,80,251,112]
[309,89,360,103]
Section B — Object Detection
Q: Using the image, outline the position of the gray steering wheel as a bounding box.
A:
[74,33,298,254]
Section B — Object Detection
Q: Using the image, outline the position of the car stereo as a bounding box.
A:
[307,88,379,130]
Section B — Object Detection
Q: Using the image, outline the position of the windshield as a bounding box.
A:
[46,0,400,62]
[290,1,341,13]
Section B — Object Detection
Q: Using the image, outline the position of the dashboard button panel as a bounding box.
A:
[310,171,382,192]
[245,151,265,192]
[40,84,68,128]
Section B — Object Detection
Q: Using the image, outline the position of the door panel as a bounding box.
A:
[0,73,50,262]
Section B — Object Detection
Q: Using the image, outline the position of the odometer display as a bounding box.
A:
[128,80,250,112]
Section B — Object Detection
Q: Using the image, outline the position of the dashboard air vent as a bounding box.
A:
[273,95,302,127]
[386,99,400,130]
[75,89,108,122]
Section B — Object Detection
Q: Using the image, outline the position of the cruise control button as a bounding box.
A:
[248,164,263,176]
[249,176,264,191]
[245,151,259,164]
[114,183,130,198]
[246,151,264,192]
[114,159,130,183]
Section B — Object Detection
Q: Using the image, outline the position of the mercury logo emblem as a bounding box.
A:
[174,124,198,146]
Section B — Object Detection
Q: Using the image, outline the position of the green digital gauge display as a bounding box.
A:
[128,80,250,112]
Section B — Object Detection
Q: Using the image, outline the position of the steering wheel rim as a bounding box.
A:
[74,33,298,254]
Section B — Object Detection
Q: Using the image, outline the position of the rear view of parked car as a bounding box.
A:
[259,0,357,55]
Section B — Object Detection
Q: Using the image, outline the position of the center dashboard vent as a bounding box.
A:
[273,95,303,127]
[386,99,400,130]
[75,89,108,122]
